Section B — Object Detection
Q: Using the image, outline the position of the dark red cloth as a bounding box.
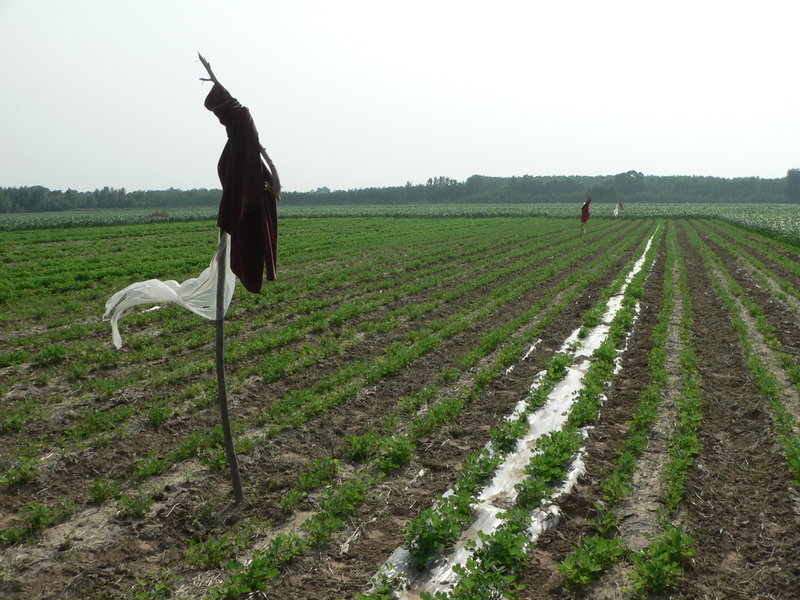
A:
[581,198,591,223]
[205,83,277,293]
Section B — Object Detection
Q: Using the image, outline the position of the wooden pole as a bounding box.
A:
[215,233,243,504]
[200,52,244,504]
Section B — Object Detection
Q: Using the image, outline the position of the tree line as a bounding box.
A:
[2,170,799,213]
[286,171,798,206]
[0,186,221,213]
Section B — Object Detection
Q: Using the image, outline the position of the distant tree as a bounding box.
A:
[426,176,459,188]
[786,169,800,203]
[614,170,646,195]
[585,181,618,203]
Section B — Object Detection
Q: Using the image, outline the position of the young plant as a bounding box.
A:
[559,535,627,588]
[185,534,243,569]
[404,487,473,571]
[628,526,695,597]
[376,435,415,474]
[145,401,174,429]
[453,521,530,597]
[117,489,154,520]
[0,456,38,489]
[133,450,169,479]
[297,456,339,491]
[89,478,121,504]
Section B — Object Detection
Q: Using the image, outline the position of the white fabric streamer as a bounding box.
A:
[104,232,236,349]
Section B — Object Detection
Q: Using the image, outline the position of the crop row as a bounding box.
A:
[522,219,800,598]
[3,203,800,245]
[686,222,800,481]
[1,217,649,597]
[547,223,697,597]
[6,216,798,598]
[377,227,661,599]
[186,224,658,599]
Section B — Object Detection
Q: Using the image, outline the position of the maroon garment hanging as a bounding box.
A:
[205,83,277,293]
[581,198,591,223]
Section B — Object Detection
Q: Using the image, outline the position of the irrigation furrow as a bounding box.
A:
[674,220,800,598]
[684,222,800,462]
[358,228,660,599]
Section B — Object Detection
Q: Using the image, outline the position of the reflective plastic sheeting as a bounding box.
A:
[103,232,236,349]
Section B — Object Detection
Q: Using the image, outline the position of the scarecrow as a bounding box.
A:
[580,196,591,236]
[104,54,280,503]
[199,53,280,293]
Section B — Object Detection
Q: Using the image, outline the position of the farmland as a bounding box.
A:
[1,213,800,599]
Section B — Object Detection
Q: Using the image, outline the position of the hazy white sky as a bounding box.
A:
[1,0,798,193]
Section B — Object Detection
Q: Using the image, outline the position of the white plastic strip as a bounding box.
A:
[103,232,236,349]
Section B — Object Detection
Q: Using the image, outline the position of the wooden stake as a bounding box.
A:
[215,233,243,504]
[200,53,281,503]
[200,53,244,504]
[198,52,219,85]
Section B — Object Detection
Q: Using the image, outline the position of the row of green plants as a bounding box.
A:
[0,218,633,488]
[0,219,637,590]
[3,221,517,506]
[75,220,565,396]
[1,216,471,331]
[556,222,700,597]
[248,223,639,436]
[175,222,651,599]
[145,220,602,393]
[707,219,800,292]
[710,223,800,382]
[3,218,574,430]
[152,222,623,465]
[0,207,219,230]
[2,222,557,471]
[405,226,663,599]
[700,219,800,328]
[3,203,800,245]
[2,218,566,413]
[686,222,800,487]
[113,223,649,599]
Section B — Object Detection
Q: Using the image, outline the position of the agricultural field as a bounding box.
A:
[3,203,800,247]
[1,214,800,599]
